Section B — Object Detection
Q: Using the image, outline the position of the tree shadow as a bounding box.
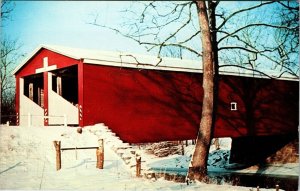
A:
[83,64,298,144]
[215,75,298,138]
[88,67,203,143]
[66,158,94,169]
[0,162,23,174]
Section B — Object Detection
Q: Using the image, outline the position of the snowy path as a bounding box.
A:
[0,126,138,190]
[0,125,283,190]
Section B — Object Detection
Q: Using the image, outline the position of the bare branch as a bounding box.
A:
[219,64,296,79]
[1,0,15,26]
[88,2,201,58]
[157,3,193,56]
[177,31,200,45]
[277,1,299,10]
[88,1,298,78]
[218,46,259,54]
[218,23,297,44]
[217,1,275,30]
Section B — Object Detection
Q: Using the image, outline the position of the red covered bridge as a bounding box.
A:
[13,45,298,147]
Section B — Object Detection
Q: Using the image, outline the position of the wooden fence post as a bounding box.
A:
[181,141,184,155]
[53,141,61,170]
[136,154,141,177]
[96,139,104,169]
[214,138,220,150]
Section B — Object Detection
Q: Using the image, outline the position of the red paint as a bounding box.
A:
[15,48,79,78]
[83,64,202,142]
[43,72,48,126]
[15,48,299,143]
[78,60,84,127]
[82,63,298,143]
[213,76,298,138]
[15,48,80,126]
[15,77,20,125]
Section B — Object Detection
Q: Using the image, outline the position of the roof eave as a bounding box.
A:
[12,44,81,76]
[12,45,44,75]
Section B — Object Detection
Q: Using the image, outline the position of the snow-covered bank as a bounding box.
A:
[138,137,298,178]
[0,124,287,190]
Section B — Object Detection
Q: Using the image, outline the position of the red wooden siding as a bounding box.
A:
[15,48,79,78]
[15,48,80,125]
[83,63,298,143]
[215,75,298,137]
[15,77,20,125]
[83,64,202,142]
[15,47,298,143]
[78,60,84,127]
[43,71,48,126]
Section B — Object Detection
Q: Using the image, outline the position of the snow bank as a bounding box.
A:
[0,125,286,190]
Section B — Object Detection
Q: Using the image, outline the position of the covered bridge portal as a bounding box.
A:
[13,45,299,145]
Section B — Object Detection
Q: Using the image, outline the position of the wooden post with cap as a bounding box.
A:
[96,139,104,169]
[53,141,61,170]
[136,154,141,177]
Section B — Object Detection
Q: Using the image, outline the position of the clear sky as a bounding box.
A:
[2,1,298,77]
[2,1,240,59]
[2,1,151,56]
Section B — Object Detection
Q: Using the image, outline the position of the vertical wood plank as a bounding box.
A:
[29,83,33,100]
[136,154,141,177]
[53,141,61,170]
[96,139,104,169]
[57,76,62,96]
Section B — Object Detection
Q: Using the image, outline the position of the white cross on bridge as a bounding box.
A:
[35,57,57,73]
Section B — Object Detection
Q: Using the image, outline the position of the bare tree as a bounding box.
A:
[0,38,23,125]
[160,46,183,59]
[89,1,299,181]
[90,1,298,75]
[217,1,299,77]
[0,0,23,125]
[1,0,15,27]
[187,1,214,181]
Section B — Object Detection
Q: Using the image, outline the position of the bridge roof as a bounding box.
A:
[13,44,298,81]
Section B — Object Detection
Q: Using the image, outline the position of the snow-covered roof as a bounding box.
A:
[13,44,298,81]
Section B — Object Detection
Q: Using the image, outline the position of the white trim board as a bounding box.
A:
[13,44,299,81]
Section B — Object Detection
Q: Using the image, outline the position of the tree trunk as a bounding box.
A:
[187,1,214,182]
[208,1,219,127]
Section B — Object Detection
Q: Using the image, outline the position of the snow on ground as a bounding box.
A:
[140,137,298,177]
[141,138,232,176]
[0,124,286,190]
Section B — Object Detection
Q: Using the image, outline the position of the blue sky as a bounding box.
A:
[2,1,298,76]
[2,1,245,59]
[3,1,150,56]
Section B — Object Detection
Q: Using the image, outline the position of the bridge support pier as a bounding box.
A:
[230,134,298,165]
